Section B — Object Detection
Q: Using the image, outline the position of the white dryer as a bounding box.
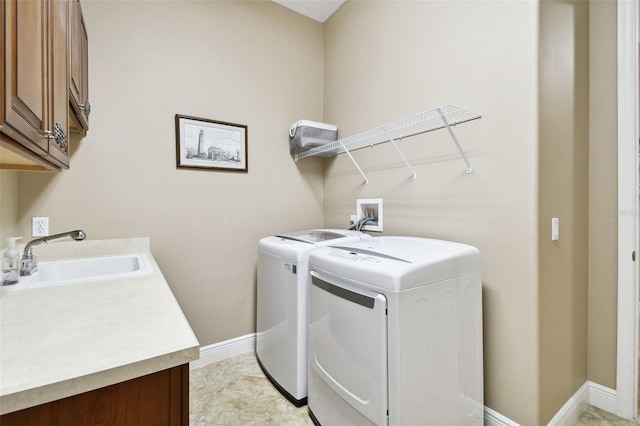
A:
[307,236,483,426]
[256,229,370,406]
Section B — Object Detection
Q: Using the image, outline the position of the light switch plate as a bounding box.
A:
[551,217,559,241]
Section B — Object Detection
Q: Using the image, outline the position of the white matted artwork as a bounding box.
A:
[175,114,248,172]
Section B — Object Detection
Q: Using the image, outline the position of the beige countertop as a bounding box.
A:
[0,238,200,415]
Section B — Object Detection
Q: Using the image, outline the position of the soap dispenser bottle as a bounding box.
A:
[3,237,22,285]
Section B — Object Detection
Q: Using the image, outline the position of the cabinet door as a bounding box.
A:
[0,364,190,426]
[47,0,69,167]
[1,0,49,155]
[69,0,88,132]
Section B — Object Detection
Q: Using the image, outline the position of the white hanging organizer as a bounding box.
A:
[294,105,481,184]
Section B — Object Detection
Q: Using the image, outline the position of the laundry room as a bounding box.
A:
[1,0,634,425]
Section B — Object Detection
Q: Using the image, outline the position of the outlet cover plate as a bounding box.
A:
[32,217,49,237]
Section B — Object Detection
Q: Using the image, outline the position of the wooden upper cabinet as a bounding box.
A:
[0,0,87,171]
[69,0,89,133]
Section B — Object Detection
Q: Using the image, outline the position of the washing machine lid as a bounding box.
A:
[276,229,366,244]
[310,236,481,291]
[259,230,370,262]
[332,237,463,263]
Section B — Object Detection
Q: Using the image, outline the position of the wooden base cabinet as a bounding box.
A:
[0,364,190,426]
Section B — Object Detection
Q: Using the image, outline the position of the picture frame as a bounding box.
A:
[175,114,248,172]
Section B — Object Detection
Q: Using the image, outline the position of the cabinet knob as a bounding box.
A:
[45,122,68,151]
[79,101,91,117]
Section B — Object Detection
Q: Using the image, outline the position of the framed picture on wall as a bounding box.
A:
[175,114,248,172]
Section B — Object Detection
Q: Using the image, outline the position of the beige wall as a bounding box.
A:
[0,170,19,242]
[323,1,541,423]
[14,0,325,346]
[537,0,589,422]
[587,0,618,390]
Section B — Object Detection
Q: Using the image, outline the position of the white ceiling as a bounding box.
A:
[273,0,345,23]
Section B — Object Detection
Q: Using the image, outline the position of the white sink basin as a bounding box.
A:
[6,253,153,289]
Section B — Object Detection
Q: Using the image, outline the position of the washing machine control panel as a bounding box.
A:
[327,249,381,263]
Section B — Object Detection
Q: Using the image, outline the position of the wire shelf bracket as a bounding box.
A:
[438,106,474,174]
[384,128,417,181]
[340,141,369,185]
[294,104,481,184]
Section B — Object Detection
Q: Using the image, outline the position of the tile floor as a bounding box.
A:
[575,405,640,426]
[190,352,312,425]
[190,352,639,426]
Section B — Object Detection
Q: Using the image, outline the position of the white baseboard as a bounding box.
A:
[484,406,519,426]
[546,381,617,426]
[484,381,617,426]
[189,332,256,370]
[547,382,590,425]
[588,381,617,415]
[188,334,620,425]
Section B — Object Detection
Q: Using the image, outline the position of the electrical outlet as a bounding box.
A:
[32,217,49,237]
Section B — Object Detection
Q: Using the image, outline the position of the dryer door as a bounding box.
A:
[309,271,388,426]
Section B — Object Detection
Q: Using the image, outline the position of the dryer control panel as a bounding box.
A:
[327,248,382,263]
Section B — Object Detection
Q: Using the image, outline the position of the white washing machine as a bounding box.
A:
[307,236,483,426]
[256,229,371,406]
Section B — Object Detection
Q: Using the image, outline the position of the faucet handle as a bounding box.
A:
[20,256,38,276]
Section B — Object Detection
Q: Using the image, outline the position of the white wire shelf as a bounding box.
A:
[295,105,480,160]
[294,105,481,184]
[293,105,480,184]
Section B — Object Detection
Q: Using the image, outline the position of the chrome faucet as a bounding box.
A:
[20,230,87,276]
